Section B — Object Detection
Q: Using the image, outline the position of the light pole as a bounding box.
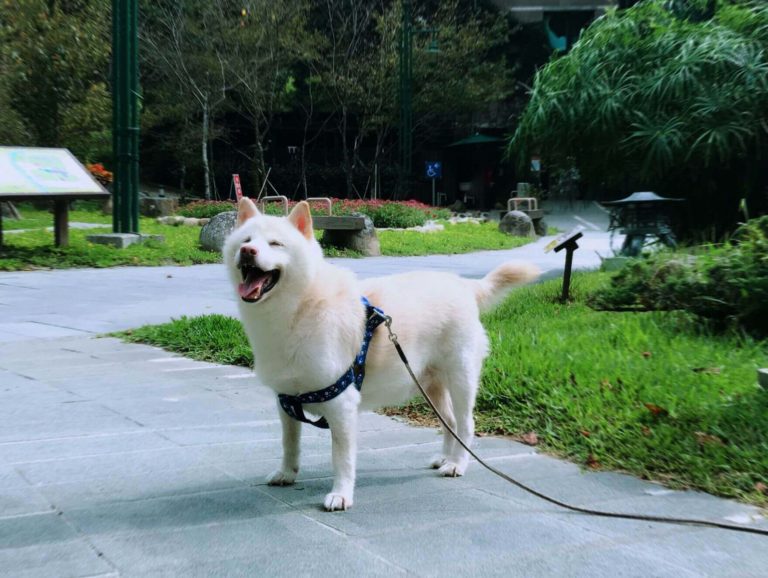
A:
[112,0,140,233]
[398,0,413,197]
[398,2,439,198]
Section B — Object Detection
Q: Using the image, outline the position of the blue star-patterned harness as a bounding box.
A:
[277,297,388,429]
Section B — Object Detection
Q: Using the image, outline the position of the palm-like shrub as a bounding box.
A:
[511,0,768,233]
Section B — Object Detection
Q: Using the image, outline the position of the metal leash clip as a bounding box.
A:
[382,315,398,344]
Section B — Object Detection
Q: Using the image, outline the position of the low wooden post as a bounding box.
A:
[54,200,70,247]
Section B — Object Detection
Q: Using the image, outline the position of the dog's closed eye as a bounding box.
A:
[269,241,283,247]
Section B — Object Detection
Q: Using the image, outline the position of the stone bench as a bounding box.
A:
[263,196,380,257]
[313,215,380,256]
[505,197,546,237]
[199,197,381,256]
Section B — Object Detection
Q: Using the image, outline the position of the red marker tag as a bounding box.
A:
[233,174,243,201]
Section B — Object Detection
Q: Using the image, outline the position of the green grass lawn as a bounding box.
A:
[3,201,112,230]
[377,222,531,256]
[1,206,533,270]
[116,272,768,506]
[0,218,220,270]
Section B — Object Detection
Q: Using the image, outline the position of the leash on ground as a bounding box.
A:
[380,316,768,537]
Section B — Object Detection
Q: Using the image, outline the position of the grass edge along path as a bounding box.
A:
[0,216,531,270]
[115,272,768,507]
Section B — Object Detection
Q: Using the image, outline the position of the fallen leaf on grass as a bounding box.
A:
[580,429,591,438]
[642,351,652,358]
[641,426,652,437]
[586,454,601,469]
[643,403,669,417]
[755,482,768,495]
[691,367,721,374]
[694,431,724,446]
[521,431,539,446]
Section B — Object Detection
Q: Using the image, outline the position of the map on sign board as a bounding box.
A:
[0,147,104,194]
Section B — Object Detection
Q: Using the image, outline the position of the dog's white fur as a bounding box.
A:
[223,199,539,511]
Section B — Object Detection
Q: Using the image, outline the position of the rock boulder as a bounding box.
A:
[499,210,535,238]
[200,211,237,252]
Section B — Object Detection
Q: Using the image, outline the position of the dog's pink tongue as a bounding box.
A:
[238,272,268,299]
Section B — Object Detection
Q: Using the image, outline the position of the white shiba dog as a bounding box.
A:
[223,198,539,511]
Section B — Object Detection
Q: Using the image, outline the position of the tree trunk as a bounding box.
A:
[253,126,267,196]
[201,98,211,200]
[340,106,353,198]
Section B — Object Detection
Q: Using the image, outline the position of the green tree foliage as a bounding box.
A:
[1,0,111,159]
[413,1,513,125]
[511,0,768,232]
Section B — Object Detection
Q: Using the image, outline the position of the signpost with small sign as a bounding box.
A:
[545,225,585,302]
[425,161,442,206]
[0,147,109,247]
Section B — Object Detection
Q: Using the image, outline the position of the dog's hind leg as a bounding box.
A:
[266,401,301,486]
[436,355,481,478]
[424,380,457,470]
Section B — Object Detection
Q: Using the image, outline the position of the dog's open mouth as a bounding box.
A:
[238,265,280,303]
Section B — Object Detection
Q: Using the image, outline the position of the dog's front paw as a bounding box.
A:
[324,492,353,512]
[429,454,447,469]
[266,469,297,486]
[438,461,467,477]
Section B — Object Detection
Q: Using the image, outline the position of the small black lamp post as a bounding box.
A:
[545,226,585,303]
[603,191,683,257]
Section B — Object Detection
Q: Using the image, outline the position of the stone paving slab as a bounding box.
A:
[2,225,767,576]
[1,335,766,577]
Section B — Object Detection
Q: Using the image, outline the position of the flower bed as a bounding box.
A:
[177,198,451,229]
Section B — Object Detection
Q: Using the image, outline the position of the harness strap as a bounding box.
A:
[277,296,387,429]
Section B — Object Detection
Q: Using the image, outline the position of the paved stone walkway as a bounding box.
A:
[1,227,766,577]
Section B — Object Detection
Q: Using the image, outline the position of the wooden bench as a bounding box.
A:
[312,215,366,231]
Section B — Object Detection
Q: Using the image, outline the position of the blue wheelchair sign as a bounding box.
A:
[425,161,442,179]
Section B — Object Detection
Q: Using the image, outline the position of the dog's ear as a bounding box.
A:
[237,197,260,227]
[287,201,313,240]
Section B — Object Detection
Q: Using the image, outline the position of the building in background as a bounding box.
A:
[493,0,618,50]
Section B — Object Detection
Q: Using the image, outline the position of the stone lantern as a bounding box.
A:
[603,191,683,257]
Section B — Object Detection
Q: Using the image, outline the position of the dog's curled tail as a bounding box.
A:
[475,262,540,312]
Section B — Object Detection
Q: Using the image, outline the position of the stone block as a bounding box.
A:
[86,233,164,248]
[758,368,768,389]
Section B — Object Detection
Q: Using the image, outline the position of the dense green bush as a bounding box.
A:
[511,0,768,233]
[590,217,768,334]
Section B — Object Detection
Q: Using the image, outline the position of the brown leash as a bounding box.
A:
[380,316,768,537]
